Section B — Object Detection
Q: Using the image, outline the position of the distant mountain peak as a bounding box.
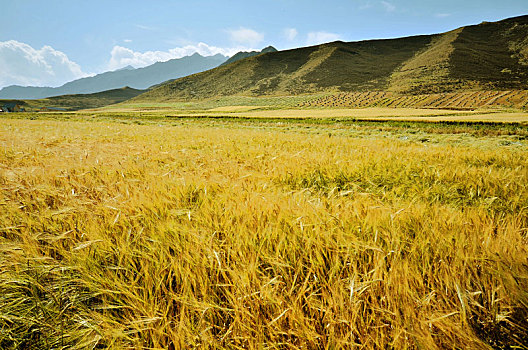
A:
[115,65,135,71]
[221,45,279,66]
[261,46,278,53]
[0,53,228,99]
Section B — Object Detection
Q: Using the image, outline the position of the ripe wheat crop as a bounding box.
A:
[0,115,527,349]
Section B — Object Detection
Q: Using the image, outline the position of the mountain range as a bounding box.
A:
[2,15,527,105]
[0,53,227,99]
[133,15,528,102]
[0,46,280,100]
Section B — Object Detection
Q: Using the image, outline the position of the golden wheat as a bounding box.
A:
[0,116,527,349]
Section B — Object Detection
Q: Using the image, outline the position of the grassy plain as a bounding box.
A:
[1,110,527,349]
[1,87,145,112]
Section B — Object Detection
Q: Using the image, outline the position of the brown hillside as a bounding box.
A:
[133,15,528,102]
[388,29,461,93]
[133,36,434,101]
[448,18,528,90]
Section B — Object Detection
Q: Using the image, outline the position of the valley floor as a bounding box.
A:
[0,111,527,348]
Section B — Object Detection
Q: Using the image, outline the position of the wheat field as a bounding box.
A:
[1,115,527,349]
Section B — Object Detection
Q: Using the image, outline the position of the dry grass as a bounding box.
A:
[228,107,472,118]
[299,91,528,110]
[0,115,527,349]
[207,106,267,112]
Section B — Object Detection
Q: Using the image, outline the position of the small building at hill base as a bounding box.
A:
[1,103,25,112]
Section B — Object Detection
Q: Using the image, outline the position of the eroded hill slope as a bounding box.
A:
[133,15,528,102]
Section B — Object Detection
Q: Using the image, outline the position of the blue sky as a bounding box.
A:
[0,0,526,88]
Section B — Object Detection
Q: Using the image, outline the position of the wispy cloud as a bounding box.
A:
[108,42,257,70]
[135,24,157,31]
[123,39,132,43]
[435,13,451,18]
[306,31,341,46]
[228,27,264,47]
[359,1,373,10]
[381,1,396,12]
[0,40,90,88]
[109,27,267,71]
[283,28,298,41]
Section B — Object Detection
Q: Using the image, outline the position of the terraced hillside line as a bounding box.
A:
[449,92,469,108]
[465,94,482,108]
[299,90,528,110]
[485,91,513,107]
[509,90,526,105]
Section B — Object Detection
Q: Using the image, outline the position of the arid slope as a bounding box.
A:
[133,15,528,102]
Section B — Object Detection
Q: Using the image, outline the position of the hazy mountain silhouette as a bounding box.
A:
[0,53,228,99]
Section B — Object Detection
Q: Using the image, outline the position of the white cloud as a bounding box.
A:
[306,32,342,46]
[228,27,264,47]
[108,42,257,70]
[284,28,298,41]
[123,39,133,43]
[0,40,89,88]
[381,1,396,12]
[435,13,451,18]
[135,24,157,31]
[359,1,373,10]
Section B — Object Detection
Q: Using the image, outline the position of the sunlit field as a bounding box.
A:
[1,113,527,349]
